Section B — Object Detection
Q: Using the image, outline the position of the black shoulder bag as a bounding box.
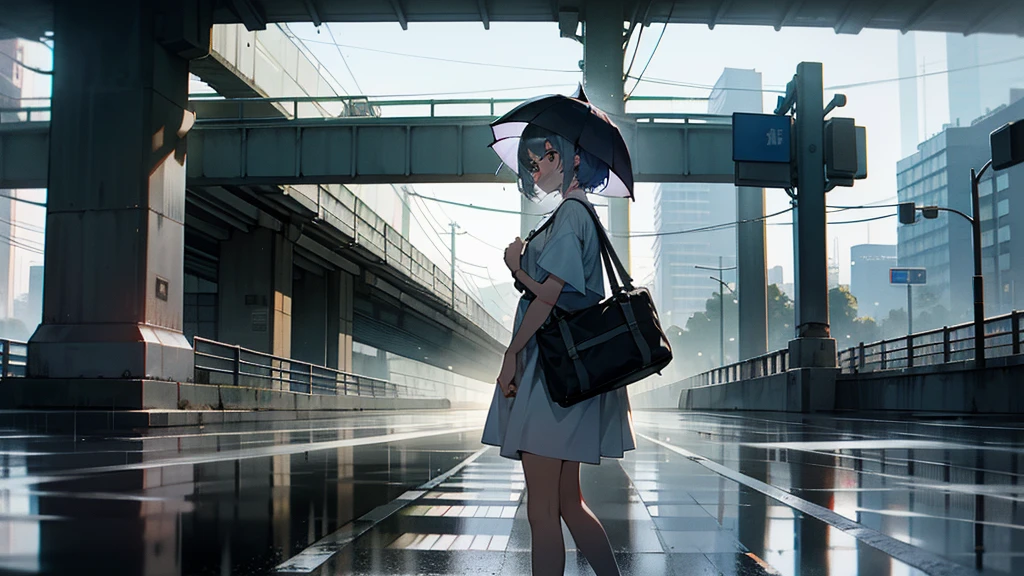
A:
[518,198,673,408]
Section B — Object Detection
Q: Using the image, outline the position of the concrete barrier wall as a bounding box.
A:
[836,355,1024,413]
[680,373,790,411]
[0,378,449,412]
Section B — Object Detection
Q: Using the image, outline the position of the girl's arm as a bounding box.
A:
[506,269,565,357]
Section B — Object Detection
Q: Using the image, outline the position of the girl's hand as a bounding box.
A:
[497,351,517,398]
[504,238,524,274]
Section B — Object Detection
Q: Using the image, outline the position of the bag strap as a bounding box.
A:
[561,198,634,293]
[520,195,635,299]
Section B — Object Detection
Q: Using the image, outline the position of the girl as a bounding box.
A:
[480,122,636,576]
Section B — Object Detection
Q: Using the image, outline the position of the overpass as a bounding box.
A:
[0,97,733,189]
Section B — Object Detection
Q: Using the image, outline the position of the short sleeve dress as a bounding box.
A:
[480,189,637,465]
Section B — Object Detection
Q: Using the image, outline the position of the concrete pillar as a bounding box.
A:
[28,0,210,381]
[583,0,630,273]
[217,226,292,359]
[326,270,355,373]
[737,187,768,359]
[291,267,327,366]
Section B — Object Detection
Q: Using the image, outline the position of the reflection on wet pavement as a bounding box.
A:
[0,409,1018,575]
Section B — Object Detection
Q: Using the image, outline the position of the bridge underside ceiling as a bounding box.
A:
[2,0,1022,40]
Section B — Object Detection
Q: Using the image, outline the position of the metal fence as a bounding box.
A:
[838,311,1024,373]
[685,348,790,387]
[0,340,27,378]
[193,337,437,398]
[2,95,721,125]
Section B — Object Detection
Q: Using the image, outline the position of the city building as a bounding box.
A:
[896,97,1024,322]
[653,68,761,327]
[971,98,1024,315]
[850,244,902,321]
[896,127,974,321]
[947,33,1024,129]
[768,266,784,286]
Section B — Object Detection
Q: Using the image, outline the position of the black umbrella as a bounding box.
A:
[489,86,634,199]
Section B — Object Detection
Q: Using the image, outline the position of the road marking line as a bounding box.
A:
[273,445,492,574]
[638,433,978,576]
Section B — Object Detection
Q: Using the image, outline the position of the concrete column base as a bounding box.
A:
[788,337,838,368]
[786,367,838,412]
[28,324,194,381]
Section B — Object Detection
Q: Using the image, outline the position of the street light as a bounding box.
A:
[896,120,1024,370]
[697,257,737,367]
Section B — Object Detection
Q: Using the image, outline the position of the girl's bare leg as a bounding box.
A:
[559,460,620,576]
[521,451,565,575]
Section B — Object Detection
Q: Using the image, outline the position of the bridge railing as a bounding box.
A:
[685,348,790,387]
[185,94,714,122]
[192,336,438,398]
[839,311,1024,373]
[0,340,27,378]
[1,95,718,125]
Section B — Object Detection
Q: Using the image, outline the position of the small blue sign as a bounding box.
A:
[890,268,927,285]
[733,113,792,163]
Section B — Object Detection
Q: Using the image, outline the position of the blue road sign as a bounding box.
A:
[733,113,791,163]
[890,268,927,285]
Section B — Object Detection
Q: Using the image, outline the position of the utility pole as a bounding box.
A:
[449,221,459,309]
[697,257,737,367]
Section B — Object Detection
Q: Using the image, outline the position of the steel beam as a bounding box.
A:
[0,116,736,190]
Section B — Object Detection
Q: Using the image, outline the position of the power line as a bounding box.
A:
[293,35,580,74]
[826,54,1024,90]
[631,54,1024,96]
[618,207,794,238]
[829,213,896,225]
[282,24,351,97]
[324,23,364,95]
[464,230,505,251]
[411,192,490,304]
[625,1,675,102]
[0,50,52,75]
[0,193,46,208]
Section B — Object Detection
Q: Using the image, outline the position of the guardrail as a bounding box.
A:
[0,340,27,378]
[193,337,437,398]
[686,348,790,387]
[838,311,1024,373]
[0,94,719,124]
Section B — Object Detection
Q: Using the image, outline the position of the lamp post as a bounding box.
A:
[899,160,992,369]
[697,257,737,367]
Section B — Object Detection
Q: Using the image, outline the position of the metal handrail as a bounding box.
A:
[682,310,1024,387]
[0,339,28,378]
[1,95,724,124]
[838,310,1024,374]
[192,336,439,398]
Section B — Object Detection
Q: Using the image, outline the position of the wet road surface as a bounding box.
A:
[0,409,1018,575]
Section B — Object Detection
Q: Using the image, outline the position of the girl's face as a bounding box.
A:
[527,140,564,194]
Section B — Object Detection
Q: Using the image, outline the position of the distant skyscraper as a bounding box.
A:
[653,68,762,327]
[897,32,920,158]
[768,266,784,286]
[947,33,1024,128]
[850,245,901,320]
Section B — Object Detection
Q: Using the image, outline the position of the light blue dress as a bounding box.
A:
[480,190,637,465]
